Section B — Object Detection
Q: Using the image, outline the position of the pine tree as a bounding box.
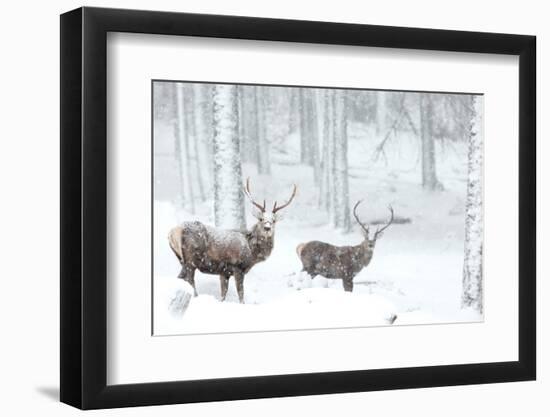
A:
[212,84,246,230]
[462,95,483,313]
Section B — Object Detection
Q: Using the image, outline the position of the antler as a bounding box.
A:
[353,200,370,237]
[272,184,298,214]
[373,205,394,240]
[243,177,266,213]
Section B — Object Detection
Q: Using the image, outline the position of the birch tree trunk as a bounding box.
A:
[172,84,185,209]
[299,89,311,164]
[332,90,351,232]
[376,91,388,136]
[212,85,246,230]
[310,90,321,185]
[194,84,214,187]
[462,95,483,313]
[319,89,334,212]
[255,86,271,175]
[420,94,439,190]
[317,89,328,207]
[237,85,251,163]
[187,85,206,201]
[326,90,335,214]
[249,87,260,165]
[174,83,195,213]
[288,88,299,135]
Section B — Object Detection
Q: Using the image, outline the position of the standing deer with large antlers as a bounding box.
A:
[296,201,394,292]
[168,179,297,303]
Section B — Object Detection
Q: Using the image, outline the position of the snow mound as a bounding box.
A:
[154,275,397,335]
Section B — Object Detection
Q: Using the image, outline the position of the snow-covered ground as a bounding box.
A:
[153,122,482,335]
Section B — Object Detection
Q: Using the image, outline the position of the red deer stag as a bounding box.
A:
[296,201,394,292]
[168,179,297,303]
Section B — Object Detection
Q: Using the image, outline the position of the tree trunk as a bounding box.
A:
[212,85,246,230]
[310,90,321,185]
[237,85,252,162]
[187,85,206,201]
[326,90,335,214]
[249,87,260,165]
[255,87,271,175]
[420,94,439,190]
[318,89,330,208]
[319,89,334,212]
[289,88,299,135]
[193,84,211,194]
[332,90,351,232]
[299,89,310,164]
[172,84,185,209]
[376,91,388,136]
[174,83,195,213]
[329,90,337,217]
[194,84,214,186]
[462,95,483,313]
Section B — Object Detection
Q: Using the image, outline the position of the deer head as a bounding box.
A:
[353,200,394,251]
[243,178,297,239]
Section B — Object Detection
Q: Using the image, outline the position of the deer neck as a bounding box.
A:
[246,224,274,263]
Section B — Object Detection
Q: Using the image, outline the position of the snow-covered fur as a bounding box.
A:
[168,219,275,303]
[168,181,296,304]
[297,239,375,292]
[297,203,393,292]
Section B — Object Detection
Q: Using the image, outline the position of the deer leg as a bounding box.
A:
[234,272,245,304]
[219,275,229,302]
[178,265,197,296]
[342,278,354,292]
[177,264,185,278]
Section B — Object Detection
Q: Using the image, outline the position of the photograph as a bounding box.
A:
[152,81,484,335]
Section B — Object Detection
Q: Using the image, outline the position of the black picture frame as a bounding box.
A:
[60,6,536,410]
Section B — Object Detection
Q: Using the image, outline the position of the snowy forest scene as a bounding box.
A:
[152,80,484,335]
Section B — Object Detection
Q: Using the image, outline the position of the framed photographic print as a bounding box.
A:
[60,6,536,410]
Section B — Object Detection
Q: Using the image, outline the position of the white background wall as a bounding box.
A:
[0,0,544,415]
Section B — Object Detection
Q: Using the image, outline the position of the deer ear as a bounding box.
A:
[273,212,284,222]
[252,210,263,220]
